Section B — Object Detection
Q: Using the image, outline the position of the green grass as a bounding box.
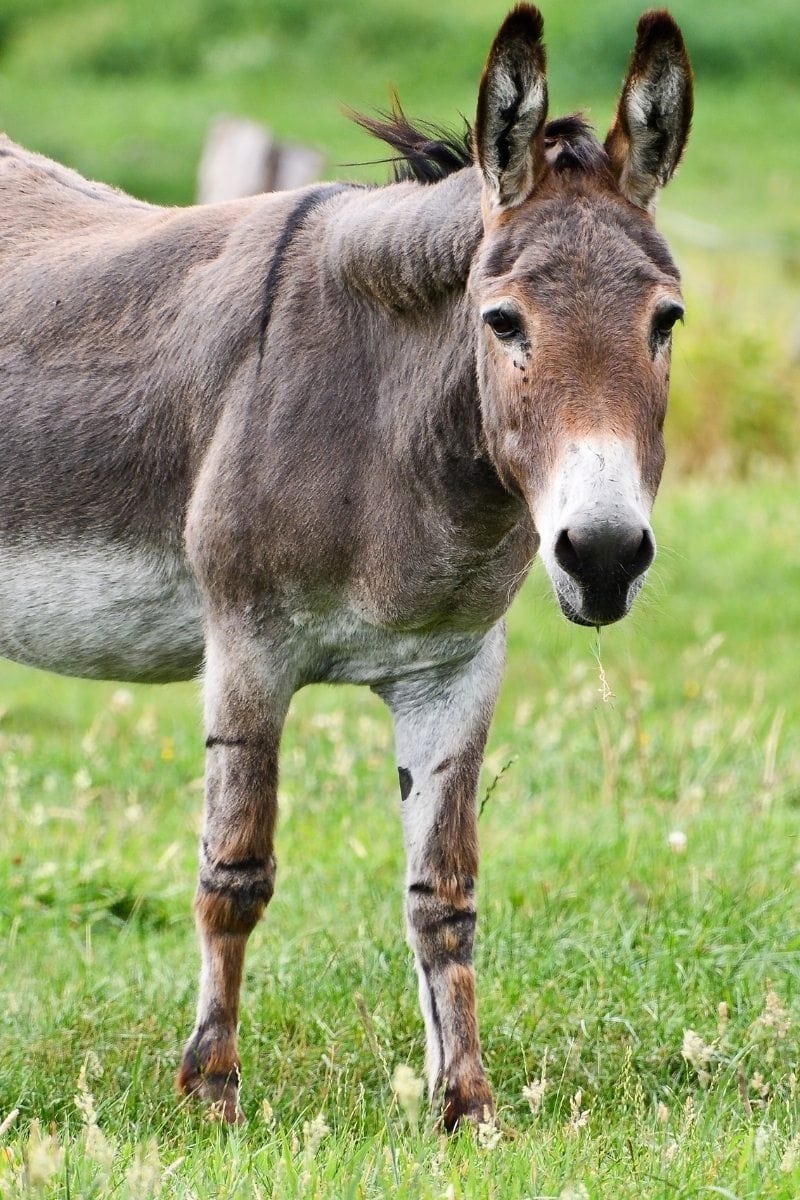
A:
[1,480,799,1197]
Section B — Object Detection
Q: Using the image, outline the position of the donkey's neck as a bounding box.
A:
[331,169,525,552]
[329,168,483,311]
[324,169,521,546]
[389,289,519,540]
[236,170,525,614]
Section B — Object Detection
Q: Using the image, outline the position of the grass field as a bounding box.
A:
[1,480,799,1198]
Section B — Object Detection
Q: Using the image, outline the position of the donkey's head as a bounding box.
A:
[471,6,692,626]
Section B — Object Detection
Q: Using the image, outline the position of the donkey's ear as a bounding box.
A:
[475,5,548,211]
[605,10,693,213]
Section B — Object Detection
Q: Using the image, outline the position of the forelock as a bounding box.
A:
[543,115,612,178]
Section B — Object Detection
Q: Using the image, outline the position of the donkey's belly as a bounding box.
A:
[0,541,204,683]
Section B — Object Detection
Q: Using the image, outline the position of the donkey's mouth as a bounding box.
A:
[557,595,596,627]
[554,574,644,628]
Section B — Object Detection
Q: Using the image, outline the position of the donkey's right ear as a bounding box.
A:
[475,5,549,212]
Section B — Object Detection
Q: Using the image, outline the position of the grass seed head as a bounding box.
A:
[717,1000,730,1035]
[522,1051,548,1116]
[781,1132,800,1173]
[74,1057,99,1127]
[755,1122,778,1162]
[566,1089,589,1136]
[477,1109,501,1149]
[522,1078,546,1116]
[110,688,134,713]
[25,1121,64,1188]
[302,1112,330,1157]
[681,1029,713,1086]
[124,1140,162,1200]
[756,985,790,1039]
[0,1110,19,1138]
[391,1064,424,1126]
[84,1122,115,1174]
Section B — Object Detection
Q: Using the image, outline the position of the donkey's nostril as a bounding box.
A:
[629,527,656,576]
[554,528,582,577]
[553,522,655,584]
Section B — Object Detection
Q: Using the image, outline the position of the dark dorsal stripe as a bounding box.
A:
[257,183,352,363]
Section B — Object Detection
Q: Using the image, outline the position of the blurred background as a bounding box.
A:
[0,0,798,475]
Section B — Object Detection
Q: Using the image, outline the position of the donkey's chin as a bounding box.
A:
[553,573,645,628]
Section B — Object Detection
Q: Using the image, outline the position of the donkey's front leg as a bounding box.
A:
[177,624,291,1123]
[379,625,505,1130]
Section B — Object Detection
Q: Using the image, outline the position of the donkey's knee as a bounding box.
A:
[406,876,477,963]
[196,847,277,936]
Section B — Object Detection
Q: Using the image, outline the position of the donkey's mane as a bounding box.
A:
[352,105,609,184]
[351,106,473,185]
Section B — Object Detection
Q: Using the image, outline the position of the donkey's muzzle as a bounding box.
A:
[553,521,655,626]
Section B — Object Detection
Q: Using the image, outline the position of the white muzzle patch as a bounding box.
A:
[533,437,655,626]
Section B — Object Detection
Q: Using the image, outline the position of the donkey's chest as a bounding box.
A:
[287,523,537,686]
[286,604,489,687]
[351,515,537,635]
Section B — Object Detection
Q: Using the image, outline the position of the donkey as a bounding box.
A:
[0,7,692,1127]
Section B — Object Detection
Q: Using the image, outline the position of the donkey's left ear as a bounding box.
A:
[475,5,549,211]
[605,10,693,214]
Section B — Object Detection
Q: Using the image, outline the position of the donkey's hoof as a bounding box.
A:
[442,1079,495,1132]
[177,1047,244,1125]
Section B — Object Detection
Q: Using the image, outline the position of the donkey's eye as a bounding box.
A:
[651,302,684,350]
[482,306,522,342]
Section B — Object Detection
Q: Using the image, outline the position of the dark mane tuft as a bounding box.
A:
[350,101,473,184]
[352,105,611,185]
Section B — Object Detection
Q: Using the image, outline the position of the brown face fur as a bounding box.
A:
[472,155,684,512]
